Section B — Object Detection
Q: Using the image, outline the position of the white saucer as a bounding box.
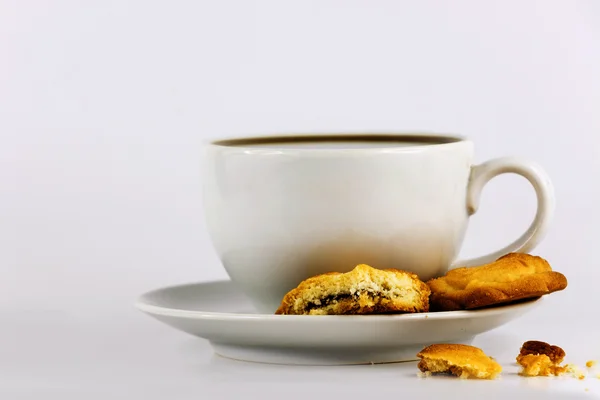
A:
[136,280,541,365]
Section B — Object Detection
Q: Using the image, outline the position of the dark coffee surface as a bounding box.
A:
[213,134,462,149]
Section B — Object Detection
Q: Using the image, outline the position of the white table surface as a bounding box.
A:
[3,1,600,399]
[3,288,598,400]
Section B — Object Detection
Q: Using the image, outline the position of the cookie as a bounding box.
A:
[517,340,565,364]
[417,344,502,379]
[275,264,430,315]
[517,354,568,377]
[427,253,568,311]
[516,340,568,377]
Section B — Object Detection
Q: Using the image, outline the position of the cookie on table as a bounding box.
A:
[417,343,502,379]
[275,264,430,315]
[517,340,566,364]
[516,340,568,377]
[427,253,568,311]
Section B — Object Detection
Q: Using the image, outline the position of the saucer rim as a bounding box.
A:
[135,280,543,321]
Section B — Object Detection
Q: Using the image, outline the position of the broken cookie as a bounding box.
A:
[517,340,565,364]
[275,264,430,315]
[417,344,502,379]
[516,340,568,377]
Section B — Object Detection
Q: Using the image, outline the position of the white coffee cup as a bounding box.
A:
[202,134,554,313]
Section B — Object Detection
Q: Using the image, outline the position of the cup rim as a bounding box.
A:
[208,132,469,151]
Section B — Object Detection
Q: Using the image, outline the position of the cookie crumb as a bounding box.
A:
[565,364,587,380]
[417,371,432,378]
[586,360,597,368]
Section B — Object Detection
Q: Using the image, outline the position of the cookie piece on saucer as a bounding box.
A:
[275,264,430,315]
[427,253,567,311]
[417,344,502,379]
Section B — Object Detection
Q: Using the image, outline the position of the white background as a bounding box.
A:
[2,1,600,398]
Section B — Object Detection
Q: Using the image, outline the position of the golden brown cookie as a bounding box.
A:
[275,264,430,315]
[516,340,568,377]
[517,354,568,377]
[427,253,568,311]
[517,340,565,364]
[417,344,502,379]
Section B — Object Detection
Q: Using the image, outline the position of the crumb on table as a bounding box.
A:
[565,364,587,380]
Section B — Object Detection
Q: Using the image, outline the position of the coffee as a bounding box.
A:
[213,134,461,149]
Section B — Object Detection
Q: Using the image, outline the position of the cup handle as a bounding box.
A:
[452,157,555,268]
